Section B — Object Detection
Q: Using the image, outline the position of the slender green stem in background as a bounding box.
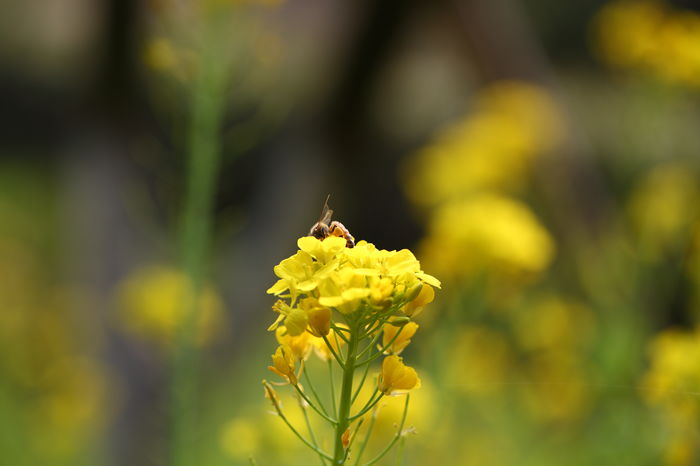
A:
[349,389,383,422]
[298,393,328,466]
[333,319,359,464]
[293,383,338,424]
[170,35,227,466]
[263,380,333,460]
[394,437,406,466]
[353,407,378,466]
[363,395,410,466]
[304,367,330,417]
[322,334,346,369]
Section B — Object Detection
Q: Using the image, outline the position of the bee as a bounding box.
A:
[309,195,355,248]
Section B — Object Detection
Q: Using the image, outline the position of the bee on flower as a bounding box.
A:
[261,207,439,464]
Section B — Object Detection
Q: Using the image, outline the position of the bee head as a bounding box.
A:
[309,222,329,240]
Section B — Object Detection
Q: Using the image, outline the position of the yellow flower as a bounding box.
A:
[268,345,297,384]
[378,355,421,394]
[269,300,308,336]
[369,277,395,308]
[402,284,435,317]
[311,324,347,361]
[627,163,699,259]
[303,298,332,337]
[275,327,313,361]
[402,82,563,206]
[219,417,260,460]
[421,194,554,282]
[116,265,224,348]
[381,320,419,355]
[592,0,700,88]
[317,268,372,314]
[298,235,347,264]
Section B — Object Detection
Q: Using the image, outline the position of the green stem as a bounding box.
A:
[298,393,328,466]
[333,320,359,464]
[329,359,337,415]
[303,367,330,417]
[363,394,410,466]
[292,383,337,424]
[170,37,225,466]
[322,334,346,369]
[352,407,378,466]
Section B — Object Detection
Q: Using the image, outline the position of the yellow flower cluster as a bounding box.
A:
[403,81,564,206]
[420,194,555,282]
[627,162,700,260]
[593,1,700,88]
[642,328,700,465]
[116,265,225,350]
[266,236,439,387]
[267,236,440,331]
[402,82,560,284]
[263,235,439,463]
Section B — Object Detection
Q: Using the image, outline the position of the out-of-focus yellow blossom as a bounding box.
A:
[144,38,178,71]
[219,417,261,461]
[642,327,700,465]
[403,81,564,206]
[512,295,594,352]
[642,328,700,404]
[116,265,225,349]
[520,352,591,423]
[447,326,513,396]
[627,163,699,259]
[275,326,313,361]
[311,324,347,362]
[381,320,419,355]
[593,1,700,88]
[268,345,297,384]
[378,355,421,395]
[420,194,554,282]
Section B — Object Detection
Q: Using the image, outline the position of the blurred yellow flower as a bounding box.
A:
[311,324,347,362]
[512,295,594,352]
[378,355,421,395]
[116,265,225,349]
[520,352,591,423]
[593,1,700,88]
[403,81,564,206]
[420,194,554,282]
[642,327,700,464]
[447,326,513,397]
[219,417,261,461]
[627,163,699,259]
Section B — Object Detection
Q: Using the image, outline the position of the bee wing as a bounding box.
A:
[319,194,333,224]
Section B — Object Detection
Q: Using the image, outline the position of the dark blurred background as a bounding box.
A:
[2,0,700,465]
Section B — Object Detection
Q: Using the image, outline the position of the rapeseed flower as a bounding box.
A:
[267,236,440,325]
[116,265,224,349]
[420,194,554,282]
[263,233,438,463]
[593,1,700,88]
[268,345,297,384]
[381,320,419,355]
[378,355,421,395]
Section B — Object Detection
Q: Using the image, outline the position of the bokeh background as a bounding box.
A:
[2,0,700,465]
